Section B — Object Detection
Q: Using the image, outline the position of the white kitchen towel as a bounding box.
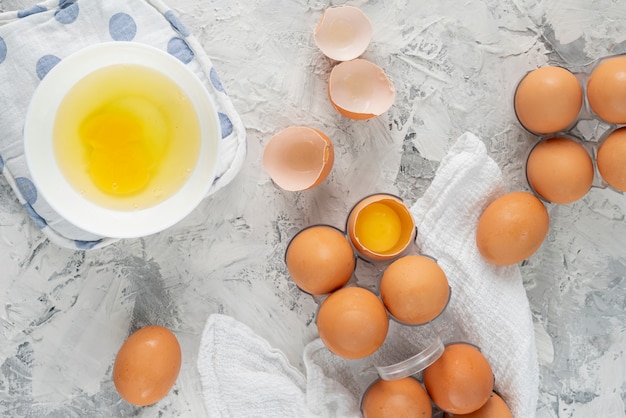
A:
[409,131,539,417]
[0,0,246,250]
[197,132,539,418]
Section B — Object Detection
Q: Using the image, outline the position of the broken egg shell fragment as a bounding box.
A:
[314,5,373,62]
[262,126,334,191]
[328,59,395,120]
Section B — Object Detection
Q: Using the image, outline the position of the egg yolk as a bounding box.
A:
[354,202,402,253]
[79,96,169,196]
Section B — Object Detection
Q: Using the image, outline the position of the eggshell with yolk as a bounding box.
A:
[361,377,433,418]
[346,194,415,262]
[526,136,594,204]
[316,286,389,359]
[380,255,450,325]
[285,225,356,295]
[113,325,182,406]
[423,343,494,415]
[476,191,549,266]
[587,55,626,124]
[597,127,626,192]
[514,66,582,134]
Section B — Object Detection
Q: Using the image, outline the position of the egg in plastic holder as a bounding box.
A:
[346,193,417,265]
[515,54,626,202]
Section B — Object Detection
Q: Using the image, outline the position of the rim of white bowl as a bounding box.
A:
[24,41,221,239]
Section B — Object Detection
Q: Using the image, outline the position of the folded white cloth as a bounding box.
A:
[197,132,538,418]
[0,0,246,250]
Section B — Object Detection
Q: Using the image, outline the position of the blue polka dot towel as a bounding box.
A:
[0,0,247,250]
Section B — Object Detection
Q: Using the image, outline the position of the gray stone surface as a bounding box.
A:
[1,0,625,416]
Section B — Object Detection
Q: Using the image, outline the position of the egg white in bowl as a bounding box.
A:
[24,42,220,239]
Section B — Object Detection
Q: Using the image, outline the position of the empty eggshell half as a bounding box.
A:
[314,6,372,62]
[328,59,395,120]
[262,126,334,191]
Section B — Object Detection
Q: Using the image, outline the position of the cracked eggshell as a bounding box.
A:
[314,6,372,62]
[328,59,395,120]
[262,126,334,191]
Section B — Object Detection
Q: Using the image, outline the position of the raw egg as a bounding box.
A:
[262,127,334,191]
[526,136,594,204]
[286,225,355,295]
[380,255,450,325]
[423,343,494,415]
[316,286,389,359]
[347,194,415,262]
[314,6,372,62]
[328,59,395,120]
[476,191,549,266]
[447,392,513,418]
[597,127,626,192]
[514,66,582,134]
[113,325,182,406]
[587,55,626,124]
[361,377,433,418]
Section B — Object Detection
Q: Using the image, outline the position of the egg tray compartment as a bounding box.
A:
[515,53,626,204]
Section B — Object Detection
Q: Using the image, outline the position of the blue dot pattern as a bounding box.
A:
[210,67,225,93]
[17,5,47,18]
[24,203,47,228]
[16,177,37,205]
[36,54,61,80]
[218,112,233,139]
[167,37,194,64]
[164,11,190,37]
[109,13,137,41]
[0,36,6,64]
[55,1,79,25]
[75,239,102,250]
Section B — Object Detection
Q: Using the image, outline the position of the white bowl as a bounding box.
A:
[24,42,221,239]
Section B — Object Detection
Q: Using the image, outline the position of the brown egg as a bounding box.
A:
[597,127,626,192]
[314,6,372,62]
[316,287,389,359]
[587,56,626,124]
[346,194,415,262]
[286,225,356,295]
[262,127,334,191]
[449,392,513,418]
[514,66,582,134]
[328,59,395,120]
[361,377,433,418]
[476,191,549,266]
[423,343,494,415]
[380,255,450,325]
[526,136,594,204]
[113,325,182,406]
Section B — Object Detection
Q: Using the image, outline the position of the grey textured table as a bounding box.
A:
[1,0,625,416]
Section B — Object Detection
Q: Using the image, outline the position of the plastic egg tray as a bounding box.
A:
[515,53,626,204]
[285,193,466,381]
